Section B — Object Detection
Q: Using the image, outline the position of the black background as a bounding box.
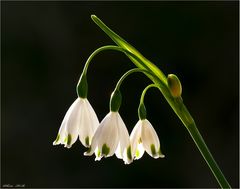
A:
[1,1,239,188]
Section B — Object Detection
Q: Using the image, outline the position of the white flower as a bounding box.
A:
[130,119,165,159]
[84,111,132,164]
[53,97,99,148]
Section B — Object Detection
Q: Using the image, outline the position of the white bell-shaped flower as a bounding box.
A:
[130,119,165,159]
[84,111,132,164]
[53,97,99,148]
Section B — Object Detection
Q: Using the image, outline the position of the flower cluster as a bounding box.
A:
[53,70,165,164]
[53,15,231,188]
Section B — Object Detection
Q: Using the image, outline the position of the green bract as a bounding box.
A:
[138,103,147,120]
[110,89,122,112]
[77,74,88,98]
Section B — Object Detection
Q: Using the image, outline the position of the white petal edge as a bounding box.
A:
[78,98,99,147]
[63,98,83,148]
[135,142,145,160]
[141,119,164,158]
[114,113,132,164]
[84,112,119,159]
[130,120,145,160]
[53,98,80,146]
[97,112,119,158]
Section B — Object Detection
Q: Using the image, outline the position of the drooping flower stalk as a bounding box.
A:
[90,15,231,188]
[130,84,165,160]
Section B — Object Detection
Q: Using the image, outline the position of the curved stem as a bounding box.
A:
[139,84,158,105]
[80,44,160,84]
[110,68,155,112]
[80,45,155,78]
[114,68,155,91]
[81,45,123,76]
[138,84,158,120]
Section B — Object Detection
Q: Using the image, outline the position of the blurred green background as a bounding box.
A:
[1,1,239,188]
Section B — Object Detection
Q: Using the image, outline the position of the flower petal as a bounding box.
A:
[114,113,132,164]
[130,120,145,160]
[84,112,106,156]
[141,119,164,158]
[84,112,119,159]
[135,142,145,160]
[78,99,99,147]
[63,98,83,148]
[53,98,80,146]
[83,127,101,156]
[97,112,119,158]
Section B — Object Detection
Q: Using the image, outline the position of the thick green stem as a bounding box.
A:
[186,122,231,188]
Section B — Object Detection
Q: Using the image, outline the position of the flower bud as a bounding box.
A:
[167,74,182,98]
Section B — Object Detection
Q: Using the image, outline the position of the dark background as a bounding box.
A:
[1,1,239,188]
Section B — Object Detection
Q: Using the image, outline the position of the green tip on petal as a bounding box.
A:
[151,144,157,156]
[136,149,140,158]
[102,144,110,156]
[97,149,101,157]
[138,137,142,143]
[85,136,90,146]
[64,134,72,146]
[127,146,132,160]
[54,134,60,144]
[85,146,92,154]
[158,147,165,158]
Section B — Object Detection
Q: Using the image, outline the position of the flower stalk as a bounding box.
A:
[90,15,231,188]
[138,84,158,120]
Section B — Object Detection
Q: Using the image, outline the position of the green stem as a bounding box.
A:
[138,84,158,120]
[77,45,122,97]
[80,45,123,76]
[76,45,129,98]
[110,68,155,112]
[139,84,158,105]
[80,45,154,78]
[114,68,154,91]
[186,123,231,188]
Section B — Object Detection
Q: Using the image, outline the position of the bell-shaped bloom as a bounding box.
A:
[130,119,165,159]
[84,111,132,164]
[53,97,99,148]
